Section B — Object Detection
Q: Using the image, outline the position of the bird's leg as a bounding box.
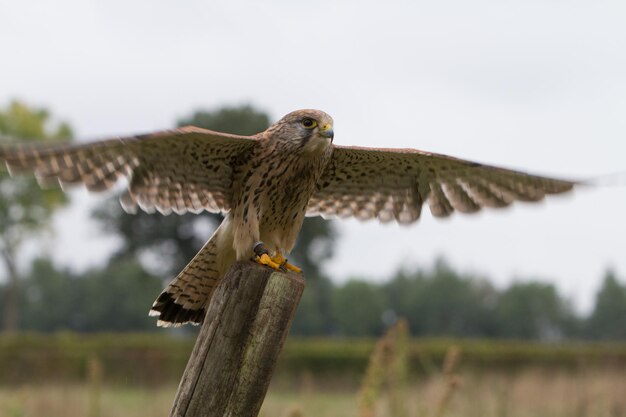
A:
[252,242,282,270]
[271,252,302,274]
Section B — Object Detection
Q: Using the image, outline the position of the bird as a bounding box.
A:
[0,109,577,327]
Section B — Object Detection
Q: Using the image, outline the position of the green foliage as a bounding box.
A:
[2,334,626,386]
[77,259,165,331]
[0,333,192,385]
[19,258,81,331]
[333,280,387,336]
[0,100,72,241]
[7,257,163,332]
[328,260,623,341]
[386,260,498,338]
[291,274,335,335]
[4,252,625,340]
[495,282,576,340]
[585,270,626,340]
[0,101,71,141]
[177,104,271,136]
[288,216,336,280]
[0,100,73,331]
[93,199,219,278]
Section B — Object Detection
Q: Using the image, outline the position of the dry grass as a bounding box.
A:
[428,367,626,417]
[0,384,175,417]
[356,320,465,417]
[1,369,625,417]
[2,329,626,417]
[357,320,411,417]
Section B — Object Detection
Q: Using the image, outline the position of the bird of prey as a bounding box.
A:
[0,109,576,326]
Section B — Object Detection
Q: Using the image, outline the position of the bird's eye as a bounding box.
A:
[301,118,317,128]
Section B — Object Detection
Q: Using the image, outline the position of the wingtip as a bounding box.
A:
[579,171,626,187]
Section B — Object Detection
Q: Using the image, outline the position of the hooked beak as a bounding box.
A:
[320,124,334,142]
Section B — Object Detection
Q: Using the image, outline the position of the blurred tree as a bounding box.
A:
[585,271,626,340]
[94,200,216,280]
[288,216,337,335]
[19,258,81,331]
[0,100,72,332]
[333,280,387,336]
[494,281,576,340]
[384,260,498,337]
[177,104,270,135]
[93,104,338,330]
[78,258,164,331]
[291,272,336,335]
[10,256,163,332]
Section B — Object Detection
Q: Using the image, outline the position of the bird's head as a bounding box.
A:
[266,109,334,153]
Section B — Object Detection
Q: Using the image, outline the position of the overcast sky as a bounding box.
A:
[1,0,625,312]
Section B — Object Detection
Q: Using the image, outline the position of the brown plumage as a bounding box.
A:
[0,109,577,326]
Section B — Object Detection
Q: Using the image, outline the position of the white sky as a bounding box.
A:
[1,0,625,313]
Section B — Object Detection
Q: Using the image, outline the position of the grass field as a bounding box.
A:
[2,328,626,417]
[1,368,625,417]
[3,333,626,385]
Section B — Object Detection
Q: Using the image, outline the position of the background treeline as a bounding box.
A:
[1,100,625,341]
[1,255,625,341]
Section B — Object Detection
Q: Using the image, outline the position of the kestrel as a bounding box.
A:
[0,109,576,326]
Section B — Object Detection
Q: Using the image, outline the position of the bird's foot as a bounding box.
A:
[255,253,283,270]
[252,242,302,273]
[272,252,302,274]
[253,242,282,271]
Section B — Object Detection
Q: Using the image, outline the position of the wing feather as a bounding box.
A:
[0,126,257,215]
[308,145,576,223]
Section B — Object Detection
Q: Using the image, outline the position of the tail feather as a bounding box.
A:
[150,237,222,327]
[150,292,207,327]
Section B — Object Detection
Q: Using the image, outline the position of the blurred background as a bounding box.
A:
[1,1,625,416]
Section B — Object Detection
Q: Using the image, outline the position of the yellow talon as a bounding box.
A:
[253,243,303,273]
[255,253,282,270]
[272,253,287,265]
[271,252,302,274]
[283,262,302,273]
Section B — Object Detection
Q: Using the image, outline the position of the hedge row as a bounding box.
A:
[2,333,626,385]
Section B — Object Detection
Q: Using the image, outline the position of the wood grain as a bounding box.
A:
[169,261,305,417]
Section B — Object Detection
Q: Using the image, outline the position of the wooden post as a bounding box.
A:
[169,261,305,417]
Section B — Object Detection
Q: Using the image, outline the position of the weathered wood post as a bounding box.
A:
[169,261,305,417]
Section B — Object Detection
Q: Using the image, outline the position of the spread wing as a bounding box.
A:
[0,126,257,215]
[307,145,577,223]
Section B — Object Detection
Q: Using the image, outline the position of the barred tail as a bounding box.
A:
[149,234,223,327]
